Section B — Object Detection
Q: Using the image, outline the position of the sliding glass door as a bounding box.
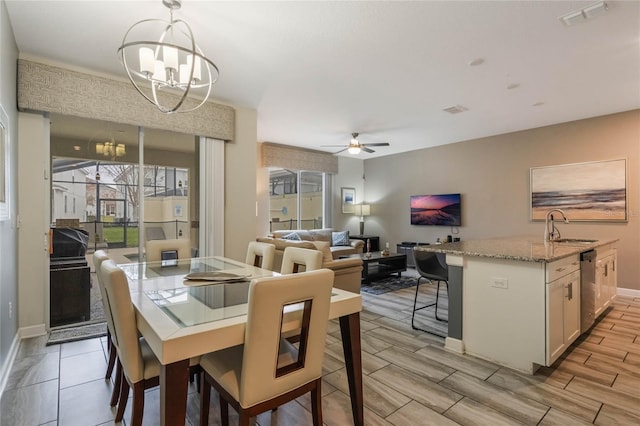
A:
[268,168,324,231]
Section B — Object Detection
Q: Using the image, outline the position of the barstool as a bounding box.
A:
[412,249,449,336]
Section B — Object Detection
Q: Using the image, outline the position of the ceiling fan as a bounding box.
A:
[323,133,390,154]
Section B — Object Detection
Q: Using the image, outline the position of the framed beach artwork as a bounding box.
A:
[341,187,356,214]
[530,159,627,222]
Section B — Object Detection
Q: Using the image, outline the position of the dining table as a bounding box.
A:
[120,256,364,426]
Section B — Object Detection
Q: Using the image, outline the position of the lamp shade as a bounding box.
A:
[354,204,370,216]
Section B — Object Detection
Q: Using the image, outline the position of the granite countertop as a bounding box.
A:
[416,237,618,263]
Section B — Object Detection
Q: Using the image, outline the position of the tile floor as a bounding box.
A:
[2,278,640,425]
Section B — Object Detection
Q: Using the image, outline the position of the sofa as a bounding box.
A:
[256,229,363,293]
[270,228,364,258]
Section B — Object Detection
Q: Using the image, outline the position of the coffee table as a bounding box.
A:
[347,252,407,284]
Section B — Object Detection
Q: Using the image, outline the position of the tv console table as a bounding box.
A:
[396,242,430,268]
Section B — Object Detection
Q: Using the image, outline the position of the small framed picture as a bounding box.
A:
[341,187,356,214]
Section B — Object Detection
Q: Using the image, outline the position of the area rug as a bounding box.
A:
[47,322,107,346]
[361,275,418,295]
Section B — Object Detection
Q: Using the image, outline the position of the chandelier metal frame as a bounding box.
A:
[118,0,219,114]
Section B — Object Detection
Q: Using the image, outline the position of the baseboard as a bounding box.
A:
[617,287,640,298]
[0,332,21,399]
[19,324,47,339]
[444,337,465,354]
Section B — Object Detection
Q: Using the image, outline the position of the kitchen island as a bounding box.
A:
[417,237,617,373]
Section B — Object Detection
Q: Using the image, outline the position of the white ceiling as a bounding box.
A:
[6,1,640,158]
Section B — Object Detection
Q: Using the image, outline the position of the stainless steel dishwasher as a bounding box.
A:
[580,250,597,333]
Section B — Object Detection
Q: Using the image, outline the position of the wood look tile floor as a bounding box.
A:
[2,274,640,425]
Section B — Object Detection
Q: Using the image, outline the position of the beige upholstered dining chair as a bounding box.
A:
[145,238,192,262]
[92,250,128,408]
[245,241,276,270]
[199,269,335,426]
[280,246,323,274]
[100,259,199,425]
[92,250,116,380]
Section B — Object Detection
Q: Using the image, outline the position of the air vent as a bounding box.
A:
[560,1,608,26]
[442,105,468,114]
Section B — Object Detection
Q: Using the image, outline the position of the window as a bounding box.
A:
[269,168,324,231]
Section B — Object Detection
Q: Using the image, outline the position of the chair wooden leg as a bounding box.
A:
[238,410,250,426]
[130,382,145,426]
[115,378,130,423]
[220,394,230,426]
[105,340,117,379]
[199,373,211,426]
[110,360,122,407]
[311,378,322,426]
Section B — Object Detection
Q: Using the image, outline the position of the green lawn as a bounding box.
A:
[103,226,139,247]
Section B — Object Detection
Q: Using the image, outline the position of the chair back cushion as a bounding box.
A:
[145,238,192,262]
[240,269,334,406]
[92,250,117,346]
[101,259,145,383]
[245,241,276,270]
[280,247,323,274]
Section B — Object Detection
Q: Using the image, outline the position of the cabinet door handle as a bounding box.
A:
[566,282,573,300]
[556,267,566,273]
[604,264,608,277]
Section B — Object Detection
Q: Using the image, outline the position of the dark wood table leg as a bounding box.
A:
[339,312,363,426]
[160,358,189,426]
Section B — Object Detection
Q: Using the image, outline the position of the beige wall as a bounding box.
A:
[332,156,365,234]
[361,110,640,290]
[0,0,19,369]
[224,105,259,262]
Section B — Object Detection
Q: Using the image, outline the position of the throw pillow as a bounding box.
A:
[332,231,350,246]
[281,232,302,241]
[312,241,333,264]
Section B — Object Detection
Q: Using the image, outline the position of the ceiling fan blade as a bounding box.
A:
[333,147,349,154]
[321,144,351,147]
[362,146,375,153]
[361,142,390,147]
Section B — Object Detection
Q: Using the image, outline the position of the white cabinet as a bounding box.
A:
[546,255,581,365]
[595,248,617,317]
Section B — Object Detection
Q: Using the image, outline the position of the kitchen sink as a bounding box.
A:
[554,238,597,244]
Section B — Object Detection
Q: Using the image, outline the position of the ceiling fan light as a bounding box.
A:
[348,146,361,154]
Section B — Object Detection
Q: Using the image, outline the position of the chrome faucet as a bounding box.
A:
[544,209,569,242]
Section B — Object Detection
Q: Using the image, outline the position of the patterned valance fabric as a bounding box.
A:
[261,142,338,174]
[17,59,235,141]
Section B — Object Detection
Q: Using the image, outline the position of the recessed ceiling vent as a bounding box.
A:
[560,1,608,26]
[442,105,468,114]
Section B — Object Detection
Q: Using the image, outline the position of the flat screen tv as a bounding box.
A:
[410,193,461,226]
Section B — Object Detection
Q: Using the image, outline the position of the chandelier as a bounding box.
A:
[96,139,126,160]
[117,0,219,114]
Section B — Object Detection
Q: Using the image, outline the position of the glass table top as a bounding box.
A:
[120,257,245,280]
[145,280,251,327]
[120,256,272,328]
